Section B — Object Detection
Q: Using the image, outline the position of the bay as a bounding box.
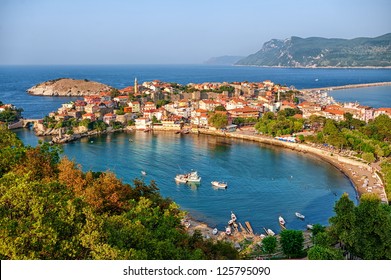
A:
[15,128,358,234]
[3,64,385,234]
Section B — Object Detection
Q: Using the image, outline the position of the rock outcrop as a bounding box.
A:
[27,78,112,96]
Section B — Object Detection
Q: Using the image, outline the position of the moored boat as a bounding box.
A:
[174,170,201,184]
[278,215,286,226]
[263,227,275,236]
[212,228,218,235]
[307,224,314,230]
[225,226,232,235]
[211,181,228,189]
[295,212,305,219]
[141,170,147,176]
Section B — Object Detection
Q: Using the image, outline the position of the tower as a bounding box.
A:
[134,78,138,95]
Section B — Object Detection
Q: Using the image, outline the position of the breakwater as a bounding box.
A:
[303,81,391,92]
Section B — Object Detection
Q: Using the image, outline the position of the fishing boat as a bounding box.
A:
[174,171,201,184]
[141,170,147,176]
[211,181,228,189]
[307,224,314,230]
[225,227,232,235]
[212,228,218,235]
[295,212,305,219]
[278,216,286,226]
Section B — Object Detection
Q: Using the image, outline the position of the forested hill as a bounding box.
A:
[235,33,391,67]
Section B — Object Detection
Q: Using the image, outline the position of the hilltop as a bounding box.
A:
[27,78,112,96]
[204,55,244,65]
[236,33,391,67]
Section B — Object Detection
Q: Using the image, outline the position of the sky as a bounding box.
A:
[0,0,390,65]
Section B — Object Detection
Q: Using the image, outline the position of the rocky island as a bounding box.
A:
[27,78,112,96]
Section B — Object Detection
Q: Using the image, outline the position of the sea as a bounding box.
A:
[1,65,391,234]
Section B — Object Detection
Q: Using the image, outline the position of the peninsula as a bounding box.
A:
[27,78,112,96]
[235,33,391,67]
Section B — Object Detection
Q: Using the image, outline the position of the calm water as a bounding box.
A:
[0,65,390,118]
[15,128,357,234]
[329,85,391,108]
[4,64,387,234]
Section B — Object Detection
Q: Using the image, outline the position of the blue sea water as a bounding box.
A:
[2,64,389,233]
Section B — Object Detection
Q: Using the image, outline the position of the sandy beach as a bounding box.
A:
[180,126,388,246]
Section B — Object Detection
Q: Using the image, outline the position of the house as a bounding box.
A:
[84,104,99,114]
[144,101,157,111]
[82,113,96,122]
[225,98,247,110]
[114,95,129,105]
[135,118,151,130]
[74,100,87,112]
[228,106,260,119]
[374,108,391,118]
[191,112,208,127]
[128,101,141,113]
[199,99,219,111]
[103,113,116,125]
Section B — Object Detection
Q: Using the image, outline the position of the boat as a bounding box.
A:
[211,181,228,189]
[228,211,237,225]
[174,171,201,184]
[225,227,232,235]
[141,170,147,176]
[212,228,218,235]
[263,227,275,236]
[307,224,314,230]
[278,216,286,226]
[295,212,305,219]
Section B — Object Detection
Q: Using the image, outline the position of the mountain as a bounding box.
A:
[204,55,244,65]
[235,33,391,67]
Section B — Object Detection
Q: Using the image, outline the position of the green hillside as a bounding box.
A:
[236,33,391,67]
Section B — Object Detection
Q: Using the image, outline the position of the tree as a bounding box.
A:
[307,245,343,260]
[279,230,304,258]
[208,113,228,129]
[214,105,226,111]
[261,236,277,254]
[351,194,391,259]
[329,193,355,249]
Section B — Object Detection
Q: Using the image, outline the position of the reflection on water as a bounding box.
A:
[15,129,357,234]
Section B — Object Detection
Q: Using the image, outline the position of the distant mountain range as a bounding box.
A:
[203,55,244,65]
[207,33,391,67]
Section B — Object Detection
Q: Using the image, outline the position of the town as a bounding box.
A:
[6,78,387,143]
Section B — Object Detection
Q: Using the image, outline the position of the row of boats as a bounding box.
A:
[174,170,228,189]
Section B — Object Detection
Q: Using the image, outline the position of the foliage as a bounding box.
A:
[255,109,304,136]
[0,129,239,260]
[261,236,277,254]
[214,105,226,112]
[208,112,228,129]
[381,159,391,200]
[279,229,304,258]
[307,245,343,260]
[0,107,22,123]
[329,193,391,259]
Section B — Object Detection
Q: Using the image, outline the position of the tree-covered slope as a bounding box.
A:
[236,33,391,67]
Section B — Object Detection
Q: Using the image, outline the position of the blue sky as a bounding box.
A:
[0,0,390,65]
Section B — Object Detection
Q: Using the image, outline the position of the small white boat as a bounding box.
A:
[307,224,314,230]
[278,216,286,226]
[295,212,305,219]
[212,228,218,235]
[225,227,232,235]
[266,228,275,236]
[141,170,147,176]
[211,181,228,189]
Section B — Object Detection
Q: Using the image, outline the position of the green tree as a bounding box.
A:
[307,245,343,260]
[351,194,391,259]
[279,229,304,258]
[329,193,355,250]
[208,113,228,129]
[261,236,277,254]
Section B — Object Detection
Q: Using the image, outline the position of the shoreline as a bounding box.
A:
[192,127,387,202]
[301,81,391,91]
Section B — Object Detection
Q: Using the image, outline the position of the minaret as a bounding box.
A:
[134,78,138,95]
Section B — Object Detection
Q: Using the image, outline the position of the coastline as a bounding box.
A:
[301,81,391,91]
[191,127,387,203]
